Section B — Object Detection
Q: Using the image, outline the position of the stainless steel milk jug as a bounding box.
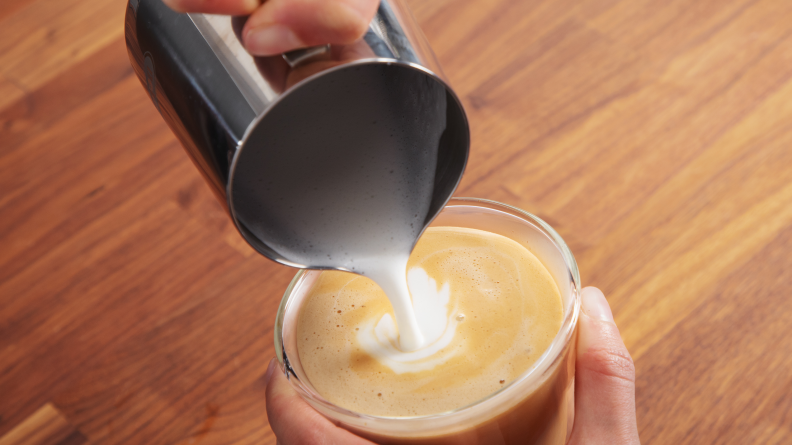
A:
[124,0,470,270]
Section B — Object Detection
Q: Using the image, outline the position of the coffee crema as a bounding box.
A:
[296,227,563,417]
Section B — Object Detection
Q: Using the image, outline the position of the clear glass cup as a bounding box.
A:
[274,198,581,444]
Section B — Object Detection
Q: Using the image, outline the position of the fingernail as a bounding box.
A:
[581,287,614,323]
[242,0,261,11]
[245,24,303,55]
[264,358,277,385]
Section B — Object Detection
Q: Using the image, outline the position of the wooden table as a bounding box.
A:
[2,0,791,443]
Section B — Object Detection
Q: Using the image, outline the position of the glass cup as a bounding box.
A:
[274,198,581,444]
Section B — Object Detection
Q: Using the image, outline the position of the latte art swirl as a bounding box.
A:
[357,268,460,374]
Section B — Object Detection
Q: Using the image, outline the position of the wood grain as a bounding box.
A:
[0,403,87,445]
[1,0,790,444]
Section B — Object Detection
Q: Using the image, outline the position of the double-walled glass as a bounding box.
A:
[274,198,581,444]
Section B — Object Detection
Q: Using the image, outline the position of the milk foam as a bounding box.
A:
[357,268,459,373]
[363,258,426,352]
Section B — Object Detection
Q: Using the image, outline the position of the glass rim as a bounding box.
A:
[274,197,581,427]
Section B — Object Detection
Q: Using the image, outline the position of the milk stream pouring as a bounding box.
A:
[124,0,470,350]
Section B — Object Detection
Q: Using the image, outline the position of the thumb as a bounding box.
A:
[264,358,376,445]
[242,0,380,56]
[569,287,640,445]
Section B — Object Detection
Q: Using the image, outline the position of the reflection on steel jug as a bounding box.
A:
[124,0,470,269]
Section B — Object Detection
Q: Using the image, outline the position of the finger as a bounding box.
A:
[242,0,379,55]
[162,0,260,15]
[569,287,641,445]
[264,358,375,445]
